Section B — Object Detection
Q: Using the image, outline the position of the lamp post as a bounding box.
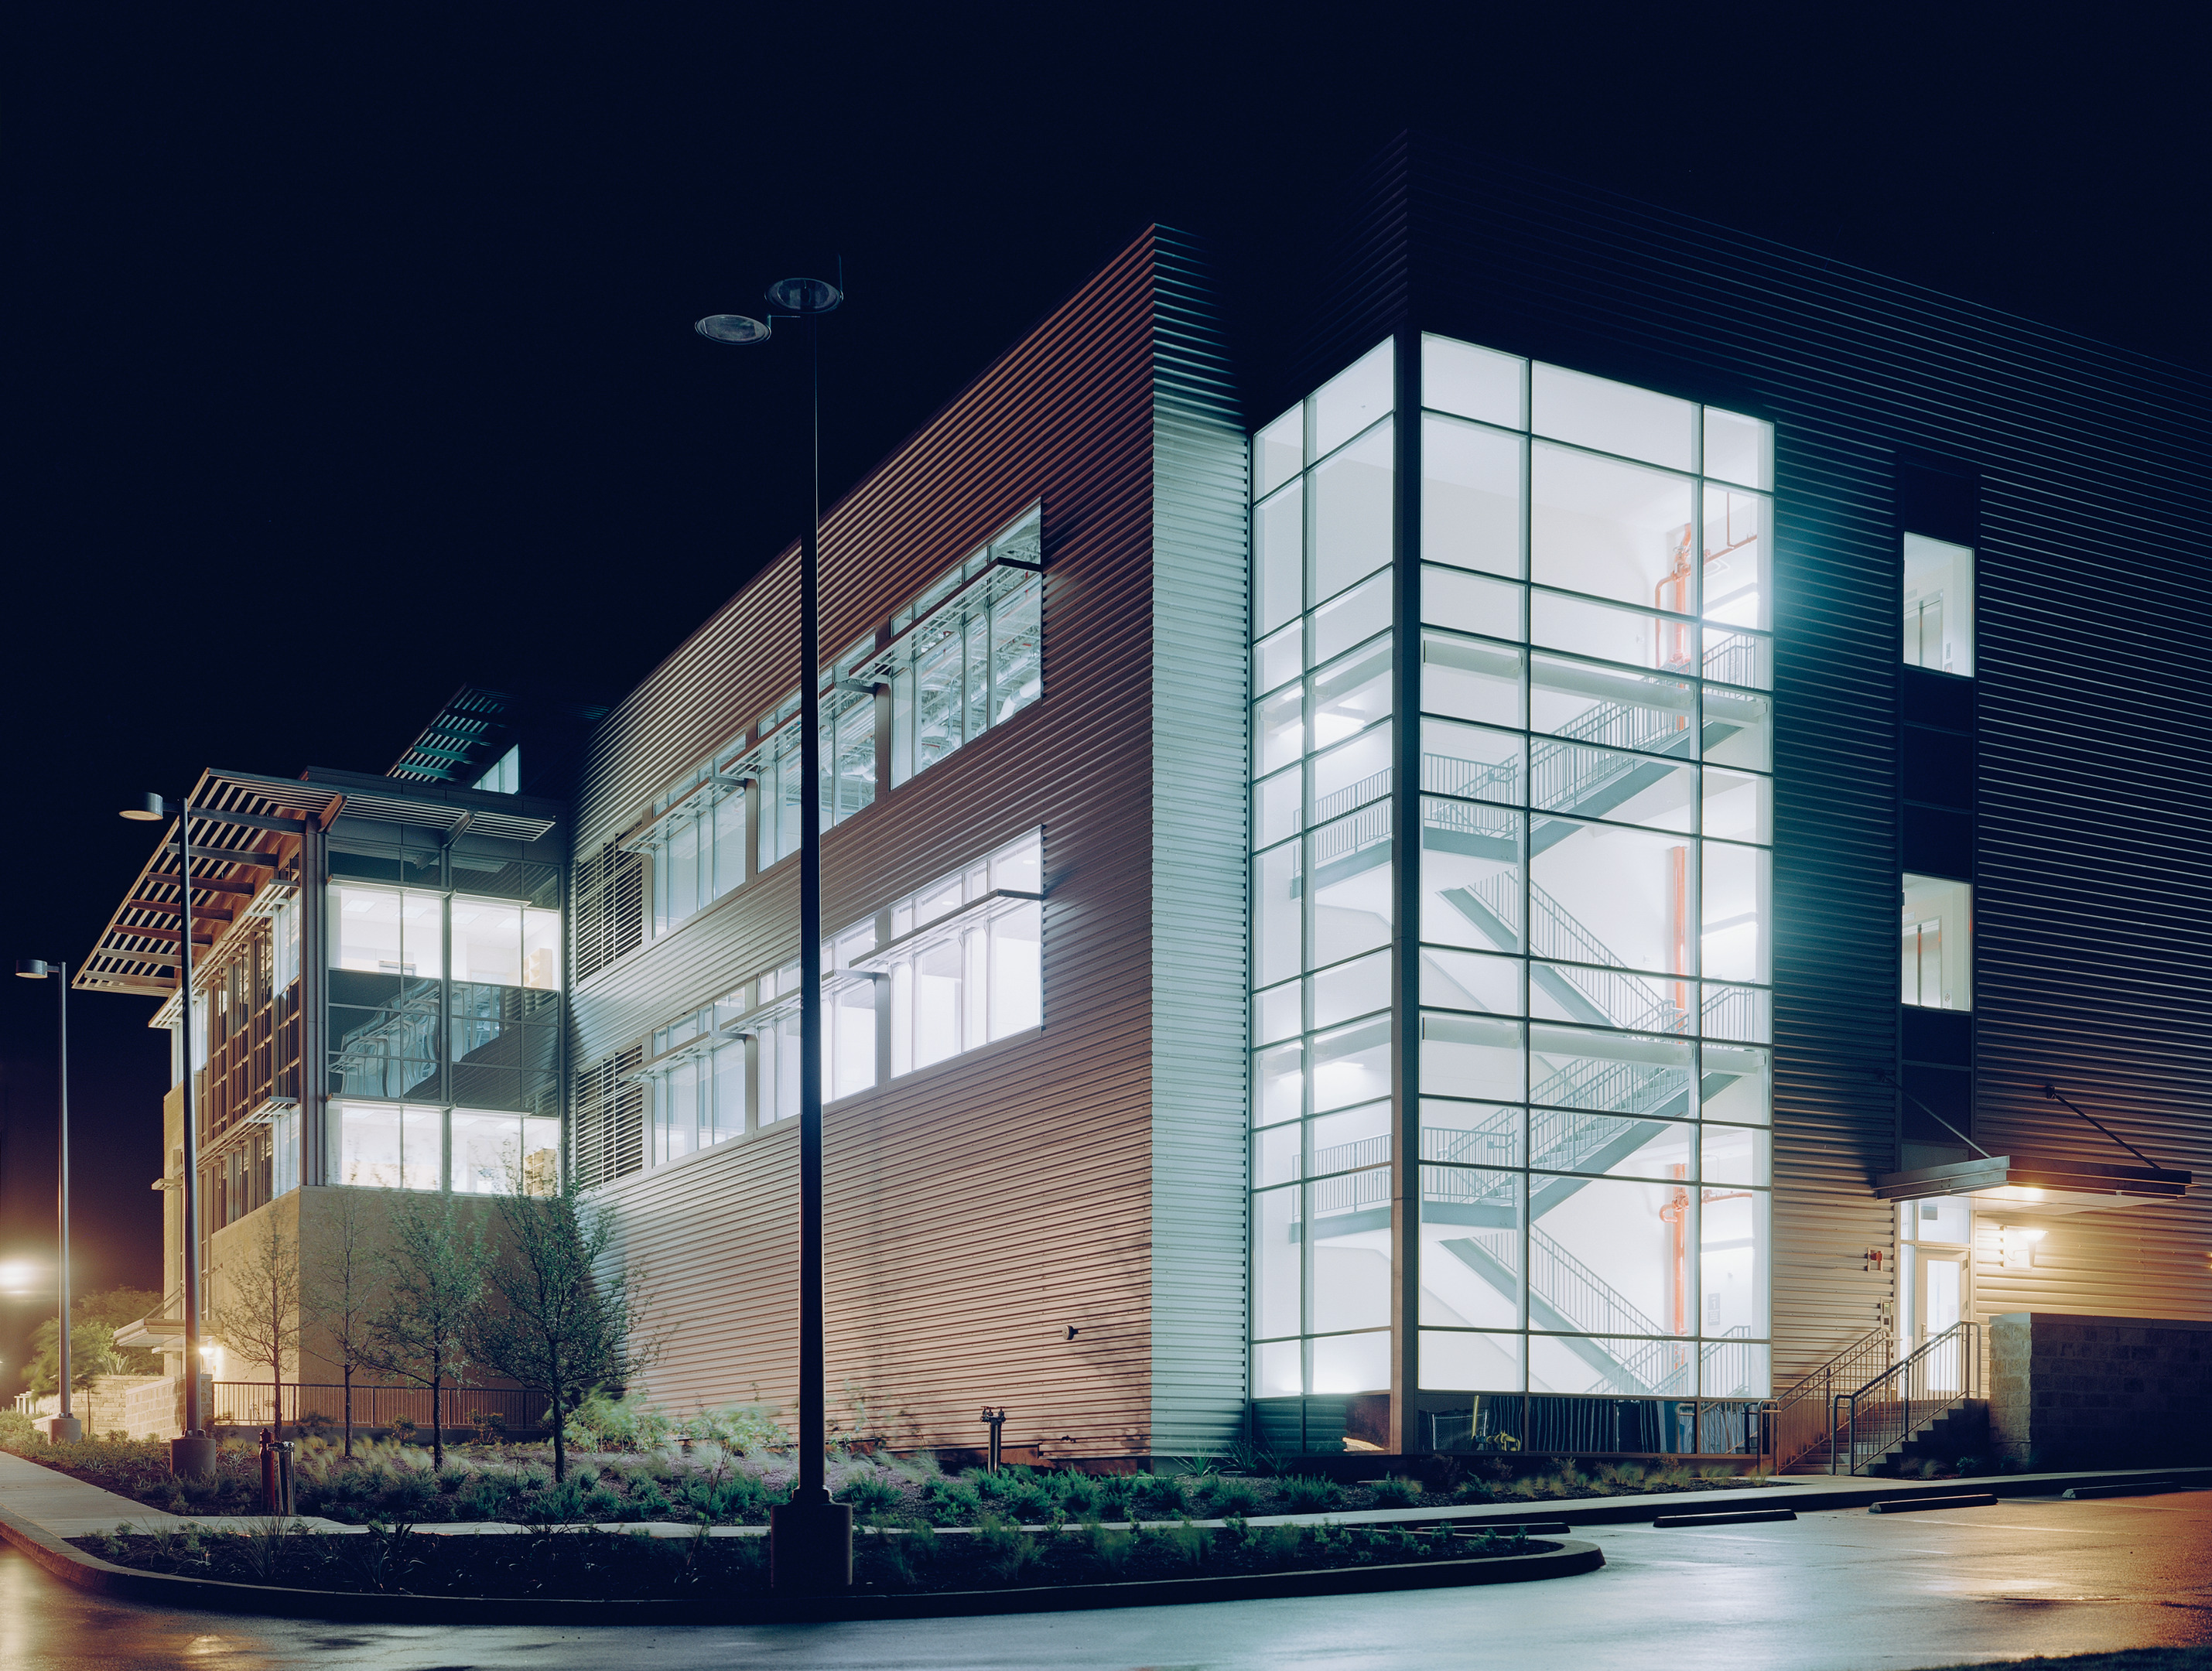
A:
[696,273,850,1591]
[13,959,80,1444]
[119,792,215,1477]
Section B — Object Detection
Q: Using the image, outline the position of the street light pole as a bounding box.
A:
[121,792,214,1476]
[13,958,78,1444]
[696,273,850,1591]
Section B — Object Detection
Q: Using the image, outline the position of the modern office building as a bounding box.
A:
[84,136,2207,1464]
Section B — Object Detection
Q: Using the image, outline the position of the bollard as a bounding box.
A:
[275,1441,296,1518]
[258,1428,276,1513]
[980,1407,1007,1474]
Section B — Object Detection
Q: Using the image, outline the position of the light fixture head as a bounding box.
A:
[15,959,53,979]
[696,313,773,346]
[120,793,166,822]
[764,275,842,314]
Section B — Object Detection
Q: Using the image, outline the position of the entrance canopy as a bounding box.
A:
[1875,1153,2191,1216]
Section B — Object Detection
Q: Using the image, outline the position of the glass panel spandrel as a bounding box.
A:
[1424,566,1526,641]
[1422,1099,1524,1167]
[1423,634,1526,729]
[1530,1173,1696,1342]
[1422,335,1527,430]
[1701,842,1772,985]
[1255,620,1302,696]
[1422,417,1524,578]
[1253,407,1304,501]
[1422,718,1523,805]
[1528,1024,1697,1119]
[1311,570,1392,665]
[1420,800,1522,953]
[1703,408,1773,491]
[1701,1044,1772,1126]
[1310,1017,1392,1114]
[1533,590,1696,677]
[1903,534,1974,678]
[1310,1329,1392,1395]
[1419,945,1525,1016]
[1311,639,1393,744]
[1421,1167,1523,1329]
[1531,443,1697,617]
[1701,485,1770,629]
[1529,1108,1694,1181]
[1699,1187,1769,1344]
[1901,873,1973,1010]
[1528,817,1698,990]
[1253,1040,1303,1127]
[1530,740,1696,832]
[1531,364,1696,472]
[1420,1011,1526,1103]
[1701,686,1773,771]
[1701,766,1772,845]
[1312,420,1395,606]
[1313,340,1394,458]
[1254,485,1304,637]
[1528,654,1696,757]
[1311,948,1391,1030]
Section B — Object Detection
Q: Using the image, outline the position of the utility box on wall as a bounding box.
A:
[1988,1312,2212,1470]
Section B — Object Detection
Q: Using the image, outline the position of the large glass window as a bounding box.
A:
[1901,873,1972,1010]
[1903,533,1974,677]
[1253,338,1777,1419]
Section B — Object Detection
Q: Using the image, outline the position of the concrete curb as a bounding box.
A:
[0,1498,1603,1623]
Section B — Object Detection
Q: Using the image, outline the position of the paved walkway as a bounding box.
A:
[0,1450,352,1538]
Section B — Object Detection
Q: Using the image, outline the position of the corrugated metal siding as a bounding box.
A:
[1147,232,1251,1452]
[1263,135,2212,1382]
[583,231,1178,1454]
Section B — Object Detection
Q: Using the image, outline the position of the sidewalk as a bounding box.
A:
[0,1449,352,1537]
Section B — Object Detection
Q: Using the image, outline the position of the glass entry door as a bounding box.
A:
[1914,1248,1966,1391]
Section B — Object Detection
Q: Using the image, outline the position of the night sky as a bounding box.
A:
[4,7,2203,1390]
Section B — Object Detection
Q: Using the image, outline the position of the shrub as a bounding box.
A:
[1277,1475,1342,1513]
[0,1409,39,1446]
[1368,1475,1421,1508]
[1051,1471,1104,1519]
[1955,1454,1985,1476]
[470,1410,508,1445]
[1128,1474,1186,1519]
[837,1472,904,1520]
[1452,1478,1496,1505]
[298,1410,337,1440]
[1200,1475,1265,1517]
[389,1419,419,1444]
[923,1477,983,1526]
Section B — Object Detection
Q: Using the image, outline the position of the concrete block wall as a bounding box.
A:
[1989,1311,2212,1469]
[17,1375,178,1440]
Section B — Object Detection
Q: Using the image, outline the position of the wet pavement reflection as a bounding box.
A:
[3,1492,2208,1671]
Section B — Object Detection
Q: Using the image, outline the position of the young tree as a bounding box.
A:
[303,1188,388,1457]
[22,1288,165,1392]
[27,1321,122,1431]
[469,1169,654,1483]
[362,1192,488,1468]
[208,1213,301,1433]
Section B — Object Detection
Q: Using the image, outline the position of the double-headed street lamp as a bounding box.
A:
[119,791,216,1476]
[696,274,848,1592]
[14,958,79,1444]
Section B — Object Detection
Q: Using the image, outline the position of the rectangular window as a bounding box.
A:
[337,1101,440,1191]
[873,829,1044,1077]
[1903,533,1974,677]
[1901,873,1972,1010]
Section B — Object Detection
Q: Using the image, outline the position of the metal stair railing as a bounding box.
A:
[1832,1321,1980,1475]
[1527,1228,1692,1394]
[1770,1328,1892,1470]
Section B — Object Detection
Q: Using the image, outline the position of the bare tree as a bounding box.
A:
[469,1167,655,1483]
[362,1192,488,1468]
[304,1188,388,1457]
[209,1212,300,1434]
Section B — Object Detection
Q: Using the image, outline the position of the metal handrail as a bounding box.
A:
[1770,1328,1891,1471]
[1832,1321,1980,1475]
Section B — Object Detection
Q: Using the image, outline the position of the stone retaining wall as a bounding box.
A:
[1989,1312,2212,1469]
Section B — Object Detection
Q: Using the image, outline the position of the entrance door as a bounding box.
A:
[1915,1248,1966,1391]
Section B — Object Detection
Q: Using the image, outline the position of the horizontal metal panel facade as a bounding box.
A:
[1260,136,2212,1382]
[1147,232,1251,1452]
[575,232,1194,1456]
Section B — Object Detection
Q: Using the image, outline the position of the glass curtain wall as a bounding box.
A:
[1250,335,1778,1453]
[328,849,562,1194]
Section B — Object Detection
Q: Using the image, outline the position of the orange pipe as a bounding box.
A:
[1661,1164,1690,1336]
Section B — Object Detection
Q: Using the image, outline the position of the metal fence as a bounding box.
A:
[210,1382,544,1434]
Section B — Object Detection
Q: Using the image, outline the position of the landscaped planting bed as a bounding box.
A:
[70,1517,1551,1598]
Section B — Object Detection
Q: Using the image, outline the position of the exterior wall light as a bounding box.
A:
[2000,1225,2046,1269]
